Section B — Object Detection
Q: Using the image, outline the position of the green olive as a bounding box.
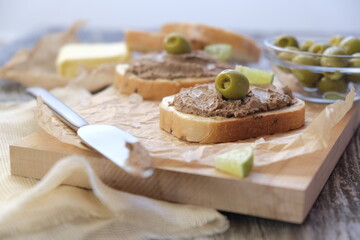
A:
[309,43,331,54]
[163,33,191,54]
[347,74,360,83]
[277,46,298,73]
[347,53,360,82]
[277,67,292,74]
[322,92,345,100]
[349,53,360,67]
[320,46,347,67]
[316,77,347,93]
[323,71,343,80]
[297,79,317,88]
[274,35,299,48]
[300,40,315,51]
[291,54,322,87]
[339,37,360,55]
[215,70,249,100]
[329,35,344,46]
[278,46,298,60]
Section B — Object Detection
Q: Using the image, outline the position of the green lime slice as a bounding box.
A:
[204,44,233,62]
[214,146,254,177]
[322,91,345,100]
[235,65,274,85]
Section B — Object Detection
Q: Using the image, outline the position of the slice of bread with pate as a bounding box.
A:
[115,51,233,100]
[159,83,305,143]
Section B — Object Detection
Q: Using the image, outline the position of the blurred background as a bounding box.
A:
[0,0,359,43]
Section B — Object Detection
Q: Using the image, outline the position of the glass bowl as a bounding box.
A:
[263,36,360,103]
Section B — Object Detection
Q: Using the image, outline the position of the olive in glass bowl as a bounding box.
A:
[264,35,360,103]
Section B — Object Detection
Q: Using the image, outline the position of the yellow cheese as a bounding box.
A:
[56,42,131,79]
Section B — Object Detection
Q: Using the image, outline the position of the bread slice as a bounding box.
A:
[114,64,215,100]
[159,95,305,143]
[160,23,260,63]
[124,23,260,63]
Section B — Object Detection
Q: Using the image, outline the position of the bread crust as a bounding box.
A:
[114,64,215,100]
[125,31,166,53]
[125,30,205,53]
[159,96,305,143]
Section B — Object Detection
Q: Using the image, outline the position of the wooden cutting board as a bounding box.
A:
[9,100,360,224]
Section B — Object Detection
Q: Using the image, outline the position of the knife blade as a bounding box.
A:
[26,87,153,178]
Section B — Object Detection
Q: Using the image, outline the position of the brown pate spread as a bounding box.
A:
[125,50,233,79]
[170,83,296,118]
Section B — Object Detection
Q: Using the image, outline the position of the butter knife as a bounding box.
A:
[26,87,153,178]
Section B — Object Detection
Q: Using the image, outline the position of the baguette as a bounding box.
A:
[159,95,305,143]
[125,23,260,63]
[114,64,215,100]
[160,23,260,63]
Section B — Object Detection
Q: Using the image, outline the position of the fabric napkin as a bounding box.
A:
[0,87,229,240]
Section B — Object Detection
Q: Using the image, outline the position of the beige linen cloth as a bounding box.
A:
[0,87,229,240]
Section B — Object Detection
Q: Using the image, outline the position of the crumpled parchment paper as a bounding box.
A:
[33,86,355,168]
[0,22,120,92]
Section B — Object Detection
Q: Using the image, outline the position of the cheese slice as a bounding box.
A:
[56,42,131,79]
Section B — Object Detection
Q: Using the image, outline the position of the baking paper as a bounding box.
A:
[33,86,355,168]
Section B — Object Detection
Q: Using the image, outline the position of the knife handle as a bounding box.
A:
[26,87,89,131]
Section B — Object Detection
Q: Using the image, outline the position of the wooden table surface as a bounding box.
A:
[0,29,359,240]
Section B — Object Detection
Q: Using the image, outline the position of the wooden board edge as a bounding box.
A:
[301,105,360,222]
[10,143,306,223]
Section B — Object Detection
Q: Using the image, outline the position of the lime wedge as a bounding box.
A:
[235,65,274,85]
[322,91,345,100]
[214,146,254,177]
[204,44,233,62]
